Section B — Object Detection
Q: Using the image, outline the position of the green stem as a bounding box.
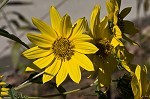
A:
[38,83,95,98]
[15,71,44,90]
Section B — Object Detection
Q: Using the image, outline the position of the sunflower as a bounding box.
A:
[106,0,123,47]
[131,65,150,99]
[106,0,138,45]
[89,4,118,88]
[23,6,98,86]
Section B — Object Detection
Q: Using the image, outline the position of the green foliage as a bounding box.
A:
[8,88,17,99]
[120,7,132,19]
[117,74,134,99]
[95,90,108,99]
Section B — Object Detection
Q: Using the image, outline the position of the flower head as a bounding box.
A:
[106,0,138,45]
[131,65,150,99]
[23,6,98,86]
[89,4,118,88]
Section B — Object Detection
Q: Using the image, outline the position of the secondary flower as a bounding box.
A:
[131,65,150,99]
[23,6,98,86]
[0,75,9,99]
[89,4,118,88]
[106,0,138,45]
[106,0,123,47]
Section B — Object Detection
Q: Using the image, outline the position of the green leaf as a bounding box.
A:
[0,0,9,9]
[8,88,17,99]
[0,29,29,49]
[120,7,132,19]
[122,34,139,46]
[123,20,139,35]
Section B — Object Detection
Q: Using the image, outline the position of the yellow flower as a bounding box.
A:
[89,4,118,88]
[131,65,150,99]
[106,0,138,45]
[23,6,98,86]
[106,0,123,47]
[0,76,9,98]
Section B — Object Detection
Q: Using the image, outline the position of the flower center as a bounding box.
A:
[95,38,112,59]
[52,37,74,61]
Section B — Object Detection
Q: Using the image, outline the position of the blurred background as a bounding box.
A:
[0,0,150,99]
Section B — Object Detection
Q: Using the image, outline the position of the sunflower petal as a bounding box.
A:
[56,61,68,87]
[113,26,122,39]
[74,42,98,54]
[72,52,94,71]
[68,59,81,83]
[90,4,100,38]
[33,53,55,69]
[43,59,61,83]
[50,6,61,34]
[69,18,86,41]
[71,34,93,42]
[23,46,50,59]
[27,33,54,48]
[59,14,72,37]
[106,1,114,14]
[25,63,40,71]
[32,18,58,38]
[131,73,141,98]
[141,65,148,96]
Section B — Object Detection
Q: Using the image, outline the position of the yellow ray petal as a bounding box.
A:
[90,4,100,38]
[99,16,108,35]
[131,73,141,99]
[32,18,58,38]
[23,46,50,59]
[106,1,114,14]
[56,61,68,87]
[113,26,122,39]
[72,52,94,71]
[50,6,61,35]
[111,37,122,47]
[43,59,61,83]
[25,63,40,71]
[27,33,54,48]
[59,14,72,38]
[71,34,93,42]
[1,92,8,96]
[141,65,148,96]
[0,82,6,86]
[68,59,81,84]
[135,65,141,81]
[74,42,98,54]
[33,53,55,69]
[1,88,9,91]
[69,18,86,41]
